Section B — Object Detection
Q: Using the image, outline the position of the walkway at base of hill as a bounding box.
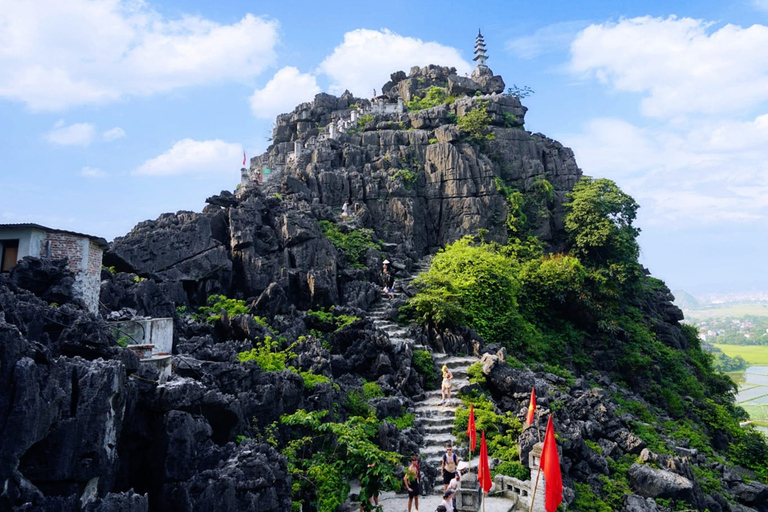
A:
[373,490,515,512]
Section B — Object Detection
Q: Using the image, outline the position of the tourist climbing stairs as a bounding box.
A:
[367,256,481,494]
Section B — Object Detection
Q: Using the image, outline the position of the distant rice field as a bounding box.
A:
[684,303,768,320]
[713,344,768,365]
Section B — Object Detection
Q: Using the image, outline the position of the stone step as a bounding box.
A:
[422,424,454,435]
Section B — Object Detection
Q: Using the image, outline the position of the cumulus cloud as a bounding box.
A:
[133,139,242,177]
[250,67,321,119]
[319,29,471,97]
[506,21,589,59]
[103,127,126,142]
[80,166,107,178]
[570,16,768,118]
[561,114,768,226]
[0,0,279,110]
[45,121,96,146]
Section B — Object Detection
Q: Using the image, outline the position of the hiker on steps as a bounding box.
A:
[381,260,396,299]
[441,444,460,493]
[404,455,420,512]
[440,365,453,404]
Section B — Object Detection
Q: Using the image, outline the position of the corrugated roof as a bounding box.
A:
[0,223,109,248]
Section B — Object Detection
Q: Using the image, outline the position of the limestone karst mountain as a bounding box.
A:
[1,61,767,512]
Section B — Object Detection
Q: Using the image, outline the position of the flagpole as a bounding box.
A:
[528,465,542,512]
[536,408,541,443]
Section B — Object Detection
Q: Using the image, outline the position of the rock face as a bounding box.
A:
[0,265,294,512]
[105,64,580,313]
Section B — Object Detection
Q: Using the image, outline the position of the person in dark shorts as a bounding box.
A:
[405,455,420,512]
[441,445,459,492]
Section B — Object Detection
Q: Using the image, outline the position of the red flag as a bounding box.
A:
[540,416,563,512]
[243,151,246,166]
[477,430,492,493]
[526,387,536,426]
[467,404,477,452]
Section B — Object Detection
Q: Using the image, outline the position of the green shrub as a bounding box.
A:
[238,337,293,372]
[571,483,612,512]
[344,389,372,417]
[412,350,438,388]
[385,413,415,430]
[493,460,529,480]
[362,381,384,399]
[199,294,249,323]
[300,371,331,391]
[406,86,457,111]
[467,361,485,384]
[280,410,402,512]
[318,221,381,269]
[307,306,359,332]
[389,168,417,190]
[457,102,495,143]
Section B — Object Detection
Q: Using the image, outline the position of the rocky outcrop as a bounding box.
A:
[0,262,294,512]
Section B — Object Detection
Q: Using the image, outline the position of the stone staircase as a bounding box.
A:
[367,256,481,495]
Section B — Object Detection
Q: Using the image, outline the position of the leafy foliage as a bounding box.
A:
[198,294,249,323]
[406,86,457,111]
[238,336,293,372]
[319,220,381,269]
[280,410,402,512]
[307,306,359,332]
[411,350,438,388]
[457,102,496,143]
[564,177,641,280]
[408,237,533,350]
[389,168,418,189]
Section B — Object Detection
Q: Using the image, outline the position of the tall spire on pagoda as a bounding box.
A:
[473,29,488,69]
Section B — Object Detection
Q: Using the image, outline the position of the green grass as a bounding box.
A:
[713,344,768,365]
[684,303,768,319]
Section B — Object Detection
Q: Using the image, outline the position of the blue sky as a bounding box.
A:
[2,0,768,296]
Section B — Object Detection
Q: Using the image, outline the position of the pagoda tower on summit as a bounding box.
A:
[473,30,488,70]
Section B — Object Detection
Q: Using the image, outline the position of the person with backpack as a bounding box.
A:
[441,444,460,493]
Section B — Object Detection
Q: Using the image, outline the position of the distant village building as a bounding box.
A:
[0,223,108,313]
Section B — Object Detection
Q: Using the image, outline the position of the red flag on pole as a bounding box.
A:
[243,151,246,166]
[526,387,536,426]
[467,404,477,452]
[540,416,563,512]
[477,430,492,493]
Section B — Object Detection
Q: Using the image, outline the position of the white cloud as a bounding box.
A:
[561,114,768,227]
[133,139,242,177]
[0,1,279,110]
[250,67,321,119]
[319,29,471,97]
[80,166,107,178]
[103,127,126,141]
[45,121,96,146]
[570,16,768,118]
[506,21,588,59]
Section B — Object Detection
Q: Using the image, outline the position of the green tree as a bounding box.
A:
[564,177,640,267]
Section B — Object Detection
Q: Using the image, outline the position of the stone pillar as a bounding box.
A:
[397,97,404,113]
[294,140,302,158]
[240,167,250,187]
[528,442,547,512]
[456,472,479,512]
[350,109,358,123]
[329,123,337,138]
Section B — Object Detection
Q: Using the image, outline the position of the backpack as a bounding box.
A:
[443,452,458,472]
